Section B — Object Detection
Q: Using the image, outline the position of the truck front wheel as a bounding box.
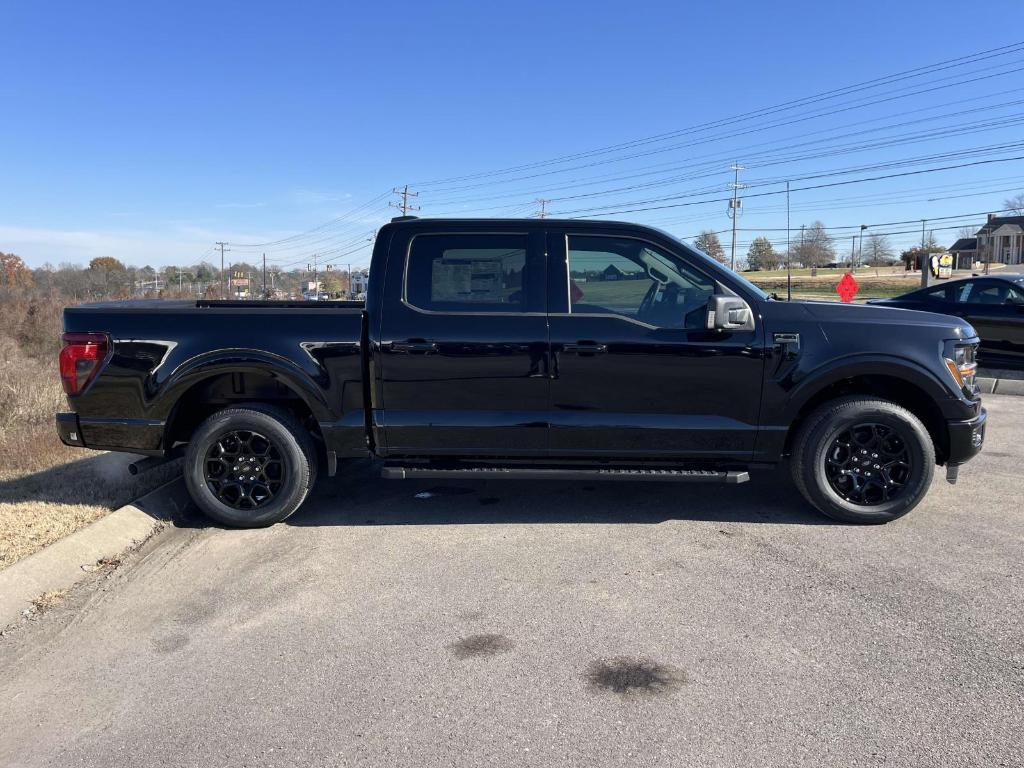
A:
[791,397,935,524]
[184,404,317,528]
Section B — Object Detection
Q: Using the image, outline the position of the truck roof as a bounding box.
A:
[386,216,644,229]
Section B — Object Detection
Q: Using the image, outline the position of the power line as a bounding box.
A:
[552,149,1024,218]
[412,41,1024,187]
[389,185,420,217]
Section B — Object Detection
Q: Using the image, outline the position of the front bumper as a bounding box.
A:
[946,406,987,465]
[56,412,86,447]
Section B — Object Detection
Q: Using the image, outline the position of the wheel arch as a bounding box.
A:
[160,354,331,451]
[782,361,952,464]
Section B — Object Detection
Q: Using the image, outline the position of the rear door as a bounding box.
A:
[545,229,765,459]
[376,226,550,456]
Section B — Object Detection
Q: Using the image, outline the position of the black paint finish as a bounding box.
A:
[869,274,1024,369]
[58,218,985,474]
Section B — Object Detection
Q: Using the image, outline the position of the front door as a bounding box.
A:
[955,279,1024,367]
[377,228,549,456]
[546,230,765,459]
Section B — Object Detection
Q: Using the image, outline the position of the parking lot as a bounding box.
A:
[1,394,1021,767]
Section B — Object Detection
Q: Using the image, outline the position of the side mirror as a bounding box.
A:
[706,295,754,331]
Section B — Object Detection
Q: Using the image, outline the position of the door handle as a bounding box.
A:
[562,341,607,356]
[389,340,438,354]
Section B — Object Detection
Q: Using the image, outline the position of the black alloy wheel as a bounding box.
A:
[185,404,316,528]
[791,396,935,524]
[822,423,912,506]
[203,429,284,510]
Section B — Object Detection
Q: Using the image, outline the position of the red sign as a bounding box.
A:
[836,272,859,303]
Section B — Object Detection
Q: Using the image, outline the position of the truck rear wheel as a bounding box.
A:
[791,396,935,524]
[184,404,317,528]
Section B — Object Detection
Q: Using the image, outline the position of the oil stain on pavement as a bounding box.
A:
[448,633,514,659]
[586,656,686,696]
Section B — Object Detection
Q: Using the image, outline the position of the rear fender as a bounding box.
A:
[158,350,333,423]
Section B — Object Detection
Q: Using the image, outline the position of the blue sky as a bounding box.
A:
[2,0,1023,269]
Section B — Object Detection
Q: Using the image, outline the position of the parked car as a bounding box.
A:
[868,274,1024,369]
[56,217,986,527]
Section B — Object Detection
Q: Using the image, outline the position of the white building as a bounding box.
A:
[975,214,1024,265]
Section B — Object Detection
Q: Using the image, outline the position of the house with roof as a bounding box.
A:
[601,263,627,281]
[947,237,977,270]
[975,213,1024,265]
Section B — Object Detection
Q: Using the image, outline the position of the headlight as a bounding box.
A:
[944,344,978,392]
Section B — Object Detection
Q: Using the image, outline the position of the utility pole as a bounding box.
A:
[308,254,320,301]
[850,237,856,268]
[727,163,746,271]
[535,198,550,219]
[178,266,183,293]
[389,185,420,217]
[786,181,792,301]
[262,253,267,298]
[215,241,230,297]
[859,225,867,268]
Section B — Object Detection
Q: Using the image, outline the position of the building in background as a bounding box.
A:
[947,237,978,270]
[975,214,1024,265]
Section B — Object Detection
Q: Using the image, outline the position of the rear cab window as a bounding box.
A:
[404,233,544,313]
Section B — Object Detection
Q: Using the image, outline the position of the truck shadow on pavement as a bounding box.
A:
[280,459,837,528]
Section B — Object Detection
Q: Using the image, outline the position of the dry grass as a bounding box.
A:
[30,589,67,613]
[0,295,180,571]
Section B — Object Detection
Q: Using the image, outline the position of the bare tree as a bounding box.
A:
[957,225,978,239]
[1004,193,1024,216]
[864,233,895,266]
[793,221,834,268]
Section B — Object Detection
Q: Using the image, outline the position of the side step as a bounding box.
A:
[381,466,750,484]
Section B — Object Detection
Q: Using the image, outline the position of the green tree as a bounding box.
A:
[746,237,779,271]
[693,230,727,265]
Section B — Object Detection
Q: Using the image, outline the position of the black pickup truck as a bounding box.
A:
[57,217,986,526]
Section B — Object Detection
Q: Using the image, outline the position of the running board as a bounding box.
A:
[381,466,750,484]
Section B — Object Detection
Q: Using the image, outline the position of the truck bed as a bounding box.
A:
[62,299,368,458]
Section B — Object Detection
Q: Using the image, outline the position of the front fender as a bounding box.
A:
[778,353,960,424]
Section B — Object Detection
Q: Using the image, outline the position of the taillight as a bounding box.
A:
[59,332,109,395]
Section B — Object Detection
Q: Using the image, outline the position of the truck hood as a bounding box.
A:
[797,300,976,340]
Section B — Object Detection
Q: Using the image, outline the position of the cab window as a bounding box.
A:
[566,236,714,329]
[405,233,533,313]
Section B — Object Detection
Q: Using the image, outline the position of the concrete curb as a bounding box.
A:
[977,368,1024,396]
[0,476,190,628]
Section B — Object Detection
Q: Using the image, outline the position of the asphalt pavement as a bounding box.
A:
[1,396,1022,767]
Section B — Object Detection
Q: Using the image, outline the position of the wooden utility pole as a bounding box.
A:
[727,164,746,271]
[389,185,420,217]
[215,241,230,296]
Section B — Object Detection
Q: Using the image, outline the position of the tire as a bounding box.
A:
[184,403,317,528]
[791,396,935,524]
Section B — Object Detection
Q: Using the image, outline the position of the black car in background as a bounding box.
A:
[870,274,1024,369]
